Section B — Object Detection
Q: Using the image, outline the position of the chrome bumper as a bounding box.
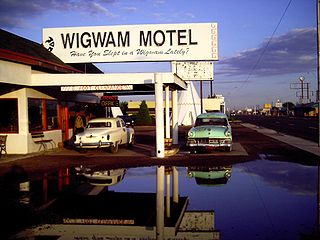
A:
[187,138,232,148]
[74,141,112,149]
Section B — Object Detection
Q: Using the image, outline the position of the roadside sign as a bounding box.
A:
[100,100,119,107]
[60,85,133,92]
[43,23,218,63]
[172,61,213,80]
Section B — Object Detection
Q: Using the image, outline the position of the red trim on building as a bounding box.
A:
[0,48,82,73]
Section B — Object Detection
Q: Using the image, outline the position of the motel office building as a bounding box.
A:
[0,29,102,154]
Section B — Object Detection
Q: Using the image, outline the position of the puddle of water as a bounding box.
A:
[2,159,318,240]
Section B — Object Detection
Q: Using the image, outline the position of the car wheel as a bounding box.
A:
[225,146,232,152]
[110,142,119,153]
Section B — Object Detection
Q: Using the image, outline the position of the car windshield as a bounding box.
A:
[195,118,228,126]
[87,122,112,128]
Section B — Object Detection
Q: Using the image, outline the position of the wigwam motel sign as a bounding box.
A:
[43,23,218,63]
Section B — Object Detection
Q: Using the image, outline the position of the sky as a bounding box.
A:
[0,0,317,109]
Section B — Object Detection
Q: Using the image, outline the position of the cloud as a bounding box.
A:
[0,0,118,28]
[122,6,138,13]
[238,159,317,195]
[218,28,317,77]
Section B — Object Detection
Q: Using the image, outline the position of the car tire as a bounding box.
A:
[225,146,232,152]
[110,142,119,153]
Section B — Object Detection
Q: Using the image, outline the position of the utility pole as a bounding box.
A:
[318,0,320,148]
[316,1,320,237]
[290,76,311,104]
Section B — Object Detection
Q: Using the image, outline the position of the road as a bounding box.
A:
[236,115,319,142]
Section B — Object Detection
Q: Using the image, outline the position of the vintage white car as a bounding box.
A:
[74,117,134,153]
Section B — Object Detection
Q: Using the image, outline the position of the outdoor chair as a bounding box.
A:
[0,135,7,156]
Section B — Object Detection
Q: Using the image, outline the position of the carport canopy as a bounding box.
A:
[31,72,187,158]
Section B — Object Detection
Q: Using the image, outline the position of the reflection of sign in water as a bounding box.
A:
[172,61,214,80]
[43,23,218,63]
[63,218,134,225]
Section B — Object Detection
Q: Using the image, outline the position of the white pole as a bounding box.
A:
[172,89,178,145]
[155,73,165,158]
[156,166,165,239]
[166,172,171,218]
[172,166,179,203]
[165,86,170,138]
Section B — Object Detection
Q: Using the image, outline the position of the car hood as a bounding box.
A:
[189,125,231,138]
[76,128,111,137]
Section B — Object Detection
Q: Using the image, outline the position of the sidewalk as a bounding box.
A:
[241,123,320,157]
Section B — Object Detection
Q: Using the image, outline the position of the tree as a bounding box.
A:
[282,102,295,110]
[135,100,152,125]
[120,101,128,115]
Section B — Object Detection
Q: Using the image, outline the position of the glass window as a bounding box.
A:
[195,118,228,126]
[0,99,18,133]
[120,120,126,127]
[28,98,59,132]
[46,100,58,130]
[28,99,43,131]
[87,122,111,128]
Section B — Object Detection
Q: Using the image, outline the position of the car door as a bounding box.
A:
[119,119,127,144]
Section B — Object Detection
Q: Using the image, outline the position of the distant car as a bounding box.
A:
[73,117,134,153]
[186,112,232,153]
[118,115,134,127]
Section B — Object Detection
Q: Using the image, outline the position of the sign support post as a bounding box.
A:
[155,73,165,158]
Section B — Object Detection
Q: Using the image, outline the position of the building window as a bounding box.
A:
[46,100,58,130]
[0,99,18,133]
[28,98,58,132]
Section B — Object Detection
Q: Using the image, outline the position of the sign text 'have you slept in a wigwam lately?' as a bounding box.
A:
[43,23,218,63]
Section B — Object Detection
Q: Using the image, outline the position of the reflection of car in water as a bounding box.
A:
[75,166,126,186]
[187,166,232,186]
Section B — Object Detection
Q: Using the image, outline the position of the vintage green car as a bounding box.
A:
[186,112,232,153]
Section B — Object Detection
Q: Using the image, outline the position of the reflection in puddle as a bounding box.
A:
[187,166,232,186]
[75,165,126,187]
[2,159,318,240]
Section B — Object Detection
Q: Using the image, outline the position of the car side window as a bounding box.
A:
[120,120,126,128]
[116,120,121,128]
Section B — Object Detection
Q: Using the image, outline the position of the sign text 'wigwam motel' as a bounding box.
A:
[43,23,218,63]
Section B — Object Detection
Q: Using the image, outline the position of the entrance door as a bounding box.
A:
[59,104,70,142]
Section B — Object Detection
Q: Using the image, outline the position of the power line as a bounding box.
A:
[229,0,293,94]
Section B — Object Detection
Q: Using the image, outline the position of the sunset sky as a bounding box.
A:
[0,0,317,109]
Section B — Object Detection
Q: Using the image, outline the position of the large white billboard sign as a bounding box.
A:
[43,23,218,63]
[172,61,214,80]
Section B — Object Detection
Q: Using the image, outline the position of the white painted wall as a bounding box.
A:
[0,87,62,154]
[0,60,31,85]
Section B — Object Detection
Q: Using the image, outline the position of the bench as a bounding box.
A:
[0,135,7,156]
[31,132,55,151]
